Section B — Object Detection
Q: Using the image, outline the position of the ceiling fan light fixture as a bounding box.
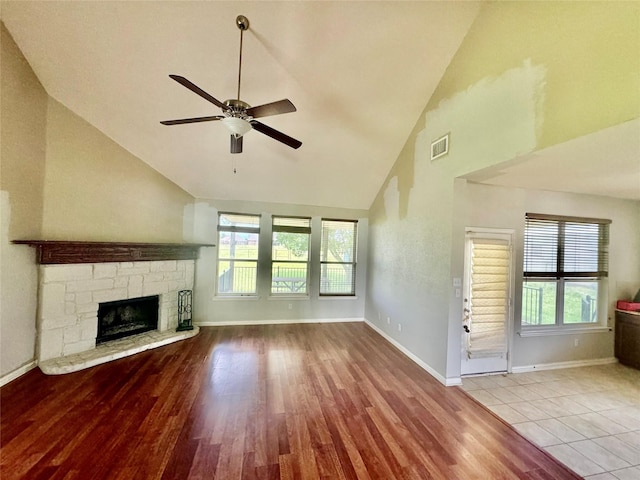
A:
[221,116,252,137]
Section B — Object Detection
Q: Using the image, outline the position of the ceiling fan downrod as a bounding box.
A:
[236,15,249,101]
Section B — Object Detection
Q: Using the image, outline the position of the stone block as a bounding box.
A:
[128,284,143,299]
[63,325,81,344]
[43,265,93,283]
[150,260,177,272]
[63,339,95,356]
[92,288,128,304]
[41,314,78,330]
[65,302,76,315]
[143,273,165,283]
[80,318,98,341]
[78,312,98,321]
[65,293,75,302]
[163,271,184,281]
[114,276,129,288]
[38,327,64,361]
[75,292,93,305]
[77,303,98,314]
[40,283,67,318]
[66,279,114,293]
[143,282,169,297]
[168,281,185,292]
[117,263,150,275]
[94,264,117,279]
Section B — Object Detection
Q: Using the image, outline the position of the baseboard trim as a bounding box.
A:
[511,357,618,374]
[0,360,37,387]
[363,319,459,387]
[195,317,365,327]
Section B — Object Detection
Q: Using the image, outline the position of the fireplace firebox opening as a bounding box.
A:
[97,295,159,344]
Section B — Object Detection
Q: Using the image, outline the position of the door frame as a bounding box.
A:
[461,227,516,376]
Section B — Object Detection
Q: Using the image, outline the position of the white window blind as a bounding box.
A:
[523,213,610,279]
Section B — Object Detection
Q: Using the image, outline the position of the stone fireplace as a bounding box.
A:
[14,241,212,372]
[37,258,194,361]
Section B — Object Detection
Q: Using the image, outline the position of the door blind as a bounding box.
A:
[467,238,510,357]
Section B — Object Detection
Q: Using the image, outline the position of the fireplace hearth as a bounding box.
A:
[97,295,159,344]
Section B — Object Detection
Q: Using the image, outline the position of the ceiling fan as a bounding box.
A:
[161,15,301,154]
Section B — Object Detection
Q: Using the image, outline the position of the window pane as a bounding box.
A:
[563,223,599,273]
[217,261,257,294]
[218,231,259,260]
[271,216,310,295]
[321,221,356,262]
[217,213,260,295]
[521,281,556,325]
[272,262,308,294]
[320,264,354,295]
[272,232,309,261]
[563,281,598,323]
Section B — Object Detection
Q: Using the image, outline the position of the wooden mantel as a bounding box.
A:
[13,240,215,265]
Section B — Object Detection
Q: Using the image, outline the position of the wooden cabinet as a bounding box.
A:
[615,309,640,369]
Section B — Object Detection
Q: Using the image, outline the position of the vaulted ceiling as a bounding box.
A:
[2,1,638,209]
[1,1,481,209]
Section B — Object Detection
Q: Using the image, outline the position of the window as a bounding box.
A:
[521,213,610,328]
[271,216,311,295]
[320,219,357,296]
[217,213,260,295]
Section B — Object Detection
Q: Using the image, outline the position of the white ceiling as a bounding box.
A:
[2,1,638,209]
[465,119,640,201]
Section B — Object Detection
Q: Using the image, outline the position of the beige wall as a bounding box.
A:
[191,199,368,325]
[428,1,639,150]
[365,1,640,383]
[1,22,196,381]
[452,181,640,369]
[1,23,48,378]
[42,99,194,242]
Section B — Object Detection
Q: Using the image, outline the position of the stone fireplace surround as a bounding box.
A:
[14,241,212,374]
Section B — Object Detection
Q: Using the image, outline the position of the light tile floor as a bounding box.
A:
[461,363,640,479]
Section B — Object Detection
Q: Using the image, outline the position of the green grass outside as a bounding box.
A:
[523,281,598,325]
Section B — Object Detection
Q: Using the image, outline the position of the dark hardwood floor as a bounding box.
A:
[1,323,580,479]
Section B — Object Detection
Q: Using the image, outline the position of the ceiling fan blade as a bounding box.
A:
[168,75,229,111]
[160,115,224,126]
[250,121,302,149]
[231,135,243,154]
[246,99,297,119]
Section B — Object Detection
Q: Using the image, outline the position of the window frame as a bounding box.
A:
[216,212,261,296]
[521,213,610,332]
[319,219,358,297]
[271,216,312,296]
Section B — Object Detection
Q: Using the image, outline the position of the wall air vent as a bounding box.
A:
[431,134,449,161]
